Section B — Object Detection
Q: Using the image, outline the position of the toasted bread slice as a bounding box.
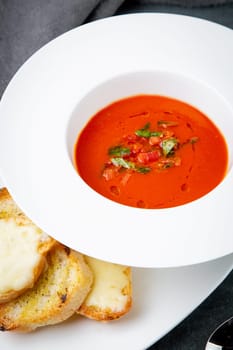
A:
[0,243,93,331]
[0,187,55,304]
[78,256,132,321]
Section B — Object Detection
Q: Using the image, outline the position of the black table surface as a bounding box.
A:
[1,1,233,349]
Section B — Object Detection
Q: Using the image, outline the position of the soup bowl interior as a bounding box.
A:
[67,71,233,170]
[64,70,233,266]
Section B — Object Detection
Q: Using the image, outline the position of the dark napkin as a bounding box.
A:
[0,0,233,97]
[0,0,126,97]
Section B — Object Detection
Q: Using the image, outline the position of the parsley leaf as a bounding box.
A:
[135,123,151,138]
[136,167,151,174]
[111,157,135,169]
[111,158,151,174]
[189,137,199,144]
[161,138,178,156]
[108,145,130,156]
[135,123,162,138]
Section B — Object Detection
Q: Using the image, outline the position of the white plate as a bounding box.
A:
[1,248,233,350]
[1,14,233,267]
[0,180,232,348]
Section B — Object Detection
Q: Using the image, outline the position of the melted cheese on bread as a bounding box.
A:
[0,188,54,303]
[78,256,132,321]
[0,220,45,293]
[0,244,93,331]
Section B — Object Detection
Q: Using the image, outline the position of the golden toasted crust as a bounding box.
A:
[0,244,93,331]
[0,187,55,304]
[0,187,133,328]
[78,256,132,321]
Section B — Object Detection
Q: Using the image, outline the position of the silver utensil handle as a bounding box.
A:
[206,342,223,350]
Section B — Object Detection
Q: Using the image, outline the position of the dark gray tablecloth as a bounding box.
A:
[1,1,233,349]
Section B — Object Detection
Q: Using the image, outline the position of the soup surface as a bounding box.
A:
[74,95,228,209]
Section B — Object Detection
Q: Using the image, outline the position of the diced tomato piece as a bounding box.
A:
[102,167,116,181]
[156,156,181,169]
[174,157,181,166]
[163,130,175,138]
[137,150,160,164]
[149,136,161,145]
[131,143,143,155]
[124,134,138,143]
[121,172,132,186]
[156,158,174,169]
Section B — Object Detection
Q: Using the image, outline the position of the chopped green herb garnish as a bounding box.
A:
[111,157,151,174]
[136,167,151,174]
[189,137,199,144]
[150,131,163,137]
[142,122,150,130]
[135,129,151,137]
[111,157,135,169]
[135,123,162,138]
[103,119,196,181]
[135,123,151,138]
[108,145,130,156]
[161,138,178,156]
[162,162,174,169]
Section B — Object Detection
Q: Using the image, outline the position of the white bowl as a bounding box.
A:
[1,13,233,267]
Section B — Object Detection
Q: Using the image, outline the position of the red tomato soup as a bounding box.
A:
[74,95,228,209]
